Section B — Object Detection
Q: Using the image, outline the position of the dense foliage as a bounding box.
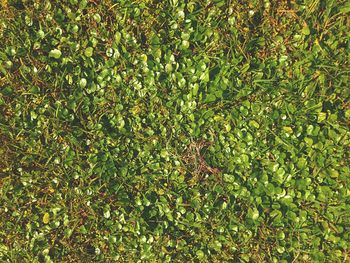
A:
[0,0,349,262]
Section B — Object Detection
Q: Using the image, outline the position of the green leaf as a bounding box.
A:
[248,207,259,220]
[249,120,260,129]
[84,47,94,57]
[114,32,121,44]
[80,78,87,88]
[304,137,314,146]
[212,240,222,251]
[277,230,285,240]
[49,49,62,59]
[205,94,216,102]
[318,112,327,123]
[283,126,293,134]
[43,213,50,224]
[1,86,13,96]
[196,250,205,259]
[302,23,310,35]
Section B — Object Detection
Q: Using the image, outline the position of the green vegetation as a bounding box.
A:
[0,0,349,262]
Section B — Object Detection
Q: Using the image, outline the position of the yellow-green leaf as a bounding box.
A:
[249,120,260,129]
[302,22,310,35]
[283,126,293,134]
[43,213,50,224]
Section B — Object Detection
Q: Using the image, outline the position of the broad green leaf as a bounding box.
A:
[84,47,94,57]
[49,49,62,59]
[248,208,259,220]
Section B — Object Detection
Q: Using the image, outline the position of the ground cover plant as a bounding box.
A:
[0,0,349,262]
